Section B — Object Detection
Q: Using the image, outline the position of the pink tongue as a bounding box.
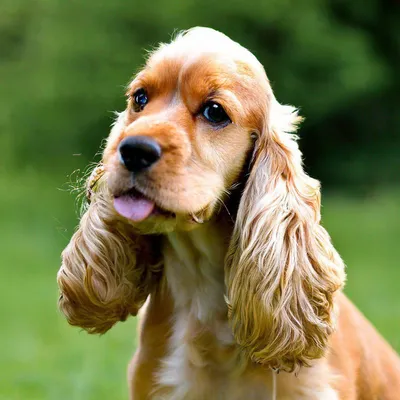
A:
[114,193,155,222]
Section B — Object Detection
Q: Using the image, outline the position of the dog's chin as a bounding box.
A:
[112,187,216,234]
[111,187,173,233]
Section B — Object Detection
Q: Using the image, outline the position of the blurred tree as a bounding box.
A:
[1,0,399,190]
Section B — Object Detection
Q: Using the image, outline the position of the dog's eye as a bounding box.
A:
[202,102,231,126]
[132,88,148,111]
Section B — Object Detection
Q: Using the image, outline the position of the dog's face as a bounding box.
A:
[103,28,270,232]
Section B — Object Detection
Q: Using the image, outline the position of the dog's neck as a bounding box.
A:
[163,217,232,323]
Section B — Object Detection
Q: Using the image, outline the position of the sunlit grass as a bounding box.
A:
[1,171,399,399]
[322,190,400,350]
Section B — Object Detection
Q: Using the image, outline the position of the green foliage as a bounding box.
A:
[1,0,399,188]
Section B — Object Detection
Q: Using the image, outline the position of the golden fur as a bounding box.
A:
[57,27,400,399]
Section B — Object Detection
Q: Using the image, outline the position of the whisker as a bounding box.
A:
[216,192,234,223]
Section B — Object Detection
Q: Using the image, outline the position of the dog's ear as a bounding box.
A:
[225,98,346,371]
[57,171,162,334]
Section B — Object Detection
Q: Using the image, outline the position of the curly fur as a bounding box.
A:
[225,101,346,372]
[58,178,162,334]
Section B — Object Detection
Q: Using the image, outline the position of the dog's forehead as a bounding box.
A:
[147,27,265,80]
[129,28,270,127]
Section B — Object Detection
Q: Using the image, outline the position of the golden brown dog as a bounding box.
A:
[58,27,400,399]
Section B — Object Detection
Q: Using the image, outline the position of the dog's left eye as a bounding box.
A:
[132,88,148,111]
[202,102,231,126]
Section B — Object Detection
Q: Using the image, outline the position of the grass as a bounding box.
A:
[1,170,399,399]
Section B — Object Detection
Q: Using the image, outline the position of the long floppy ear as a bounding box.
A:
[225,99,346,372]
[57,167,162,334]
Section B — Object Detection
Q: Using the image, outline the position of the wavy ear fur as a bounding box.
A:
[225,99,346,371]
[57,175,162,334]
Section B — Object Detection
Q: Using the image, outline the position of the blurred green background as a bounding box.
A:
[1,0,399,399]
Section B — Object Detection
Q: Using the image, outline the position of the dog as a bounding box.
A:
[57,27,400,399]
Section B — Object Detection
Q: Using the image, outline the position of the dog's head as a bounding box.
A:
[102,27,271,232]
[58,27,345,371]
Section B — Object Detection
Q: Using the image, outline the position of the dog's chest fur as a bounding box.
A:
[151,223,338,400]
[153,225,273,400]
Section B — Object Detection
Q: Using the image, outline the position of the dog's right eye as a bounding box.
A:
[132,88,148,111]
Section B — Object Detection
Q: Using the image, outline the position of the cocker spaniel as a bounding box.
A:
[57,27,400,399]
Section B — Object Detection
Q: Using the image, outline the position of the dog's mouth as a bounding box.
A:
[113,187,175,222]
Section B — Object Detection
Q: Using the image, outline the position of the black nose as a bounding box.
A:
[118,136,162,172]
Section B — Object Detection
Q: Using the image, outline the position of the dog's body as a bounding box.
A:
[129,222,400,399]
[58,28,400,399]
